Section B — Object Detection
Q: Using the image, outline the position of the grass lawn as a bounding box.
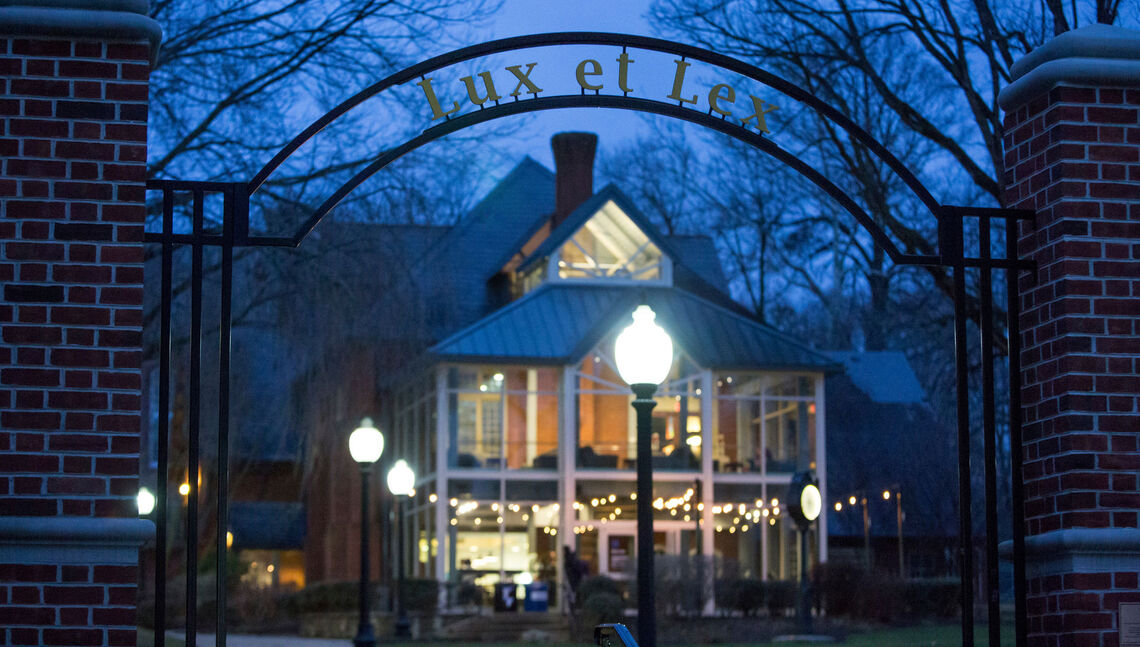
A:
[750,623,1015,646]
[133,623,1012,646]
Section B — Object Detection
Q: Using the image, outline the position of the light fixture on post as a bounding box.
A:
[137,487,156,516]
[614,302,673,647]
[885,485,903,577]
[348,417,384,647]
[788,470,822,636]
[387,459,415,639]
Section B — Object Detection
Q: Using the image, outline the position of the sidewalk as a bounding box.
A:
[169,633,351,647]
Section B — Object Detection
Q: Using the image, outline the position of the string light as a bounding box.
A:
[429,493,437,503]
[835,502,843,511]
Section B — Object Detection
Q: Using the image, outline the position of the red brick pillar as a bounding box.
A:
[0,2,160,646]
[1000,23,1140,647]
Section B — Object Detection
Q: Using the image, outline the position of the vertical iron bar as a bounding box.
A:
[632,383,658,647]
[979,220,1000,646]
[155,190,173,647]
[1006,217,1028,646]
[187,189,204,646]
[951,218,975,646]
[216,188,236,647]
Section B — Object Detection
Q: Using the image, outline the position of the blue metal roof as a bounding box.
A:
[229,501,306,550]
[825,351,926,403]
[430,284,838,371]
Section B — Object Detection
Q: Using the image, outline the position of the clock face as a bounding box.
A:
[800,483,822,522]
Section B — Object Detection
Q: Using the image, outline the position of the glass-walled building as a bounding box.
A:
[387,180,837,611]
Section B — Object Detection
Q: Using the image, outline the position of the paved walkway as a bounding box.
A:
[170,633,351,646]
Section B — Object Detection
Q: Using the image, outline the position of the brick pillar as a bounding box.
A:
[0,2,160,646]
[999,23,1140,647]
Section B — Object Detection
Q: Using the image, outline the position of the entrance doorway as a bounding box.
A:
[596,521,700,579]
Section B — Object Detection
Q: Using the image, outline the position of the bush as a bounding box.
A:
[814,562,863,617]
[401,578,439,614]
[728,579,765,616]
[286,581,371,614]
[577,575,622,606]
[764,580,796,618]
[580,591,625,628]
[903,578,959,619]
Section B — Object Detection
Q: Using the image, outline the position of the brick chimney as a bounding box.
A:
[551,132,597,228]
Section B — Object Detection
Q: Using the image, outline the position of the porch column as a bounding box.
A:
[0,2,161,645]
[999,23,1140,645]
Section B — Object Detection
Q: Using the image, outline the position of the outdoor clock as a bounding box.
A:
[788,470,821,529]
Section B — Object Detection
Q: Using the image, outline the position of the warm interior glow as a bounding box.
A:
[348,417,384,463]
[614,305,673,386]
[226,531,234,549]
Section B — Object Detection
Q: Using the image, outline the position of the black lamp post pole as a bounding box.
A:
[796,526,812,635]
[632,382,658,647]
[355,465,376,647]
[394,494,411,638]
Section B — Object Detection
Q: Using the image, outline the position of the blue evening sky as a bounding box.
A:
[471,0,660,167]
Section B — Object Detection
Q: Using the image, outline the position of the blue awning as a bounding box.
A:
[430,284,838,372]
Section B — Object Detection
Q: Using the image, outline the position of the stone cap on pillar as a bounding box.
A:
[0,0,163,60]
[998,23,1140,110]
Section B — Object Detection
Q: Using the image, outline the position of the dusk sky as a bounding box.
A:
[472,0,661,167]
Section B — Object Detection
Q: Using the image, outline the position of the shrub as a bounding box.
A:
[903,578,959,619]
[728,579,765,616]
[581,591,625,628]
[401,578,439,614]
[286,581,372,614]
[814,562,864,617]
[764,580,796,618]
[577,574,622,605]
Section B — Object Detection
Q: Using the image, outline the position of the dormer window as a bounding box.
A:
[548,200,671,283]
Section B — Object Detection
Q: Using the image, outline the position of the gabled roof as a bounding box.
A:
[516,184,682,276]
[825,351,926,404]
[430,283,839,372]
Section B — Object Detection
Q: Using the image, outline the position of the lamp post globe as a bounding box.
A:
[788,471,820,636]
[137,487,156,516]
[387,459,415,639]
[348,417,383,647]
[614,303,672,647]
[387,459,415,497]
[349,417,384,464]
[614,304,673,387]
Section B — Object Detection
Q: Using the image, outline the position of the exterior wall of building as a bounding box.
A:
[998,23,1140,646]
[416,355,826,611]
[0,4,160,645]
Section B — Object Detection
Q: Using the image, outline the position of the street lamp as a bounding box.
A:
[614,303,673,647]
[788,471,821,635]
[348,418,384,647]
[387,459,415,639]
[137,487,156,516]
[884,486,904,577]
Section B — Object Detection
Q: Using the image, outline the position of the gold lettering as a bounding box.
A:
[416,77,461,121]
[708,83,735,118]
[616,52,634,94]
[740,95,778,133]
[667,59,698,106]
[506,63,542,96]
[575,59,603,91]
[459,71,502,107]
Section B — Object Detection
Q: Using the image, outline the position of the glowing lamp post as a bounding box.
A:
[137,487,156,516]
[387,459,415,639]
[614,304,673,647]
[348,418,384,647]
[788,471,821,636]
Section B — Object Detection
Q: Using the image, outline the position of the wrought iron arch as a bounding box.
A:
[144,32,1035,647]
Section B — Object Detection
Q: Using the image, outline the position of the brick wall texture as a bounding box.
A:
[1003,85,1140,645]
[1,36,149,646]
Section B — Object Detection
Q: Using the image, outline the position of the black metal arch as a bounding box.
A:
[247,31,943,247]
[142,30,1036,647]
[293,94,932,264]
